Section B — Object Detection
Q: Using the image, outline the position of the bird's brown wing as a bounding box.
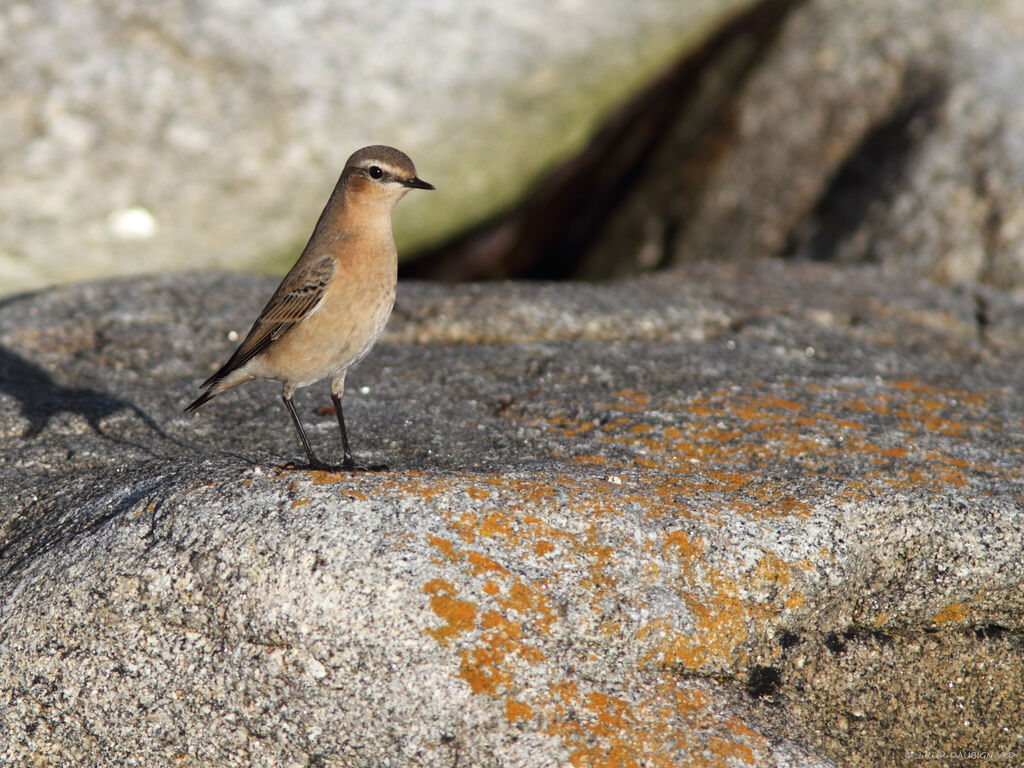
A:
[201,254,337,388]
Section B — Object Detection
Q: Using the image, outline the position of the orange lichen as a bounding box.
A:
[535,540,555,556]
[662,530,705,563]
[428,535,456,560]
[637,553,804,672]
[498,580,555,634]
[932,602,969,625]
[357,376,1018,764]
[424,579,477,645]
[573,455,612,465]
[505,697,533,722]
[458,609,544,695]
[467,552,510,576]
[459,645,513,695]
[544,679,768,768]
[479,510,514,538]
[628,424,655,435]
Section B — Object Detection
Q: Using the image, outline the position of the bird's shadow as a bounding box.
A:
[0,343,177,454]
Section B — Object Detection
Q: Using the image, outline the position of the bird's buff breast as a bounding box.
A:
[258,276,396,387]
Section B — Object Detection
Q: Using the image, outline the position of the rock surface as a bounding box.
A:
[580,0,1024,290]
[1,261,1022,766]
[0,0,753,292]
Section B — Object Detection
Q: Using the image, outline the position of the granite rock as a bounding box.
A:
[0,262,1022,766]
[587,0,1024,290]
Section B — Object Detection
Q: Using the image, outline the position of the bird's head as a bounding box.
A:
[343,145,434,208]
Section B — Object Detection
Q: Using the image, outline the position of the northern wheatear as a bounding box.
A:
[185,145,434,470]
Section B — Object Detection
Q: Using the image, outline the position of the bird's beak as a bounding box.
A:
[404,177,435,190]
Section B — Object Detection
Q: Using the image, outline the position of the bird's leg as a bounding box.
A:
[282,388,333,471]
[330,392,356,470]
[329,372,356,470]
[331,373,388,472]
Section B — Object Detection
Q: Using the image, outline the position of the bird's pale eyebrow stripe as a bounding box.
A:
[359,161,405,177]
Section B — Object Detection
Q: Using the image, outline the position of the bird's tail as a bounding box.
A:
[185,365,253,414]
[184,388,217,414]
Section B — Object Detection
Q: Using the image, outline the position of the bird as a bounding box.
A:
[185,145,434,470]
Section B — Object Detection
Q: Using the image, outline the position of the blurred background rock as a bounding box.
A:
[0,0,753,292]
[4,0,1024,293]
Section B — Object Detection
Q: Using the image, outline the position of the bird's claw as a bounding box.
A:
[282,458,389,473]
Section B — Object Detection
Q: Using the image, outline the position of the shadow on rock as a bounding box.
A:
[0,343,176,454]
[0,472,179,580]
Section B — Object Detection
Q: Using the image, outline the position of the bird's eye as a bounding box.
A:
[368,166,383,179]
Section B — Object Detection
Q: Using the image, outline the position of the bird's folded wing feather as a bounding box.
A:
[201,255,337,387]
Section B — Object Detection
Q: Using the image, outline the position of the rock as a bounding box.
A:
[403,0,802,282]
[665,0,1024,290]
[0,0,756,293]
[467,0,1024,287]
[1,261,1022,765]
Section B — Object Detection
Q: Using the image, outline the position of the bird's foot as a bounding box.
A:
[281,457,342,472]
[341,457,390,473]
[281,458,389,473]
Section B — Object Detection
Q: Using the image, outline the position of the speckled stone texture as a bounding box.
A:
[0,262,1022,766]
